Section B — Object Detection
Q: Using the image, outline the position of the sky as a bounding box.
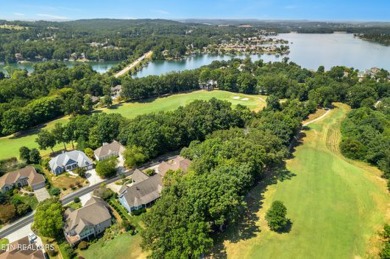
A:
[0,0,389,22]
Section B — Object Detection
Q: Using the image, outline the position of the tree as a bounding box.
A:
[51,123,67,150]
[83,94,94,112]
[29,149,41,164]
[36,130,56,153]
[124,145,148,168]
[265,200,290,232]
[102,95,112,108]
[33,198,63,238]
[50,188,61,196]
[266,95,281,111]
[96,157,117,178]
[19,146,31,162]
[0,204,16,223]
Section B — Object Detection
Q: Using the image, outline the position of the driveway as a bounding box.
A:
[85,169,104,186]
[33,188,50,202]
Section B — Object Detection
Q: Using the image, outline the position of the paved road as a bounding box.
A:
[0,153,178,239]
[114,51,153,78]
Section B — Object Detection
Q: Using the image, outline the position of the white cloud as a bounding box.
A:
[37,13,69,20]
[13,12,25,16]
[152,9,170,15]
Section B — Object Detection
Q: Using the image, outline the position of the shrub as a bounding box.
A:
[145,169,155,176]
[74,197,81,203]
[74,167,87,178]
[47,247,58,257]
[265,200,290,232]
[84,148,95,160]
[16,203,31,216]
[78,241,89,250]
[50,187,61,196]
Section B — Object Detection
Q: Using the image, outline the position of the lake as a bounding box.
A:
[0,60,120,75]
[134,33,390,77]
[2,33,389,77]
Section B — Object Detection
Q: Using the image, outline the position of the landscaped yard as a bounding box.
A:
[0,90,266,161]
[79,233,147,259]
[222,103,390,259]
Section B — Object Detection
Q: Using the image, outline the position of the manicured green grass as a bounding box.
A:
[101,90,265,119]
[80,233,146,259]
[224,104,389,259]
[0,116,70,161]
[0,90,266,161]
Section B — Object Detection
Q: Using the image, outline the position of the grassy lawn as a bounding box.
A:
[80,233,147,259]
[0,238,9,251]
[0,90,266,161]
[222,103,389,259]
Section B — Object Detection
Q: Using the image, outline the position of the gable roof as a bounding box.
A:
[0,236,44,259]
[131,169,149,183]
[64,196,111,236]
[0,166,45,189]
[94,141,125,159]
[49,150,92,171]
[157,156,191,177]
[120,174,163,209]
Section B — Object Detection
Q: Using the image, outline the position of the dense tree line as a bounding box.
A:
[0,62,114,135]
[140,99,311,258]
[340,99,390,188]
[0,19,268,64]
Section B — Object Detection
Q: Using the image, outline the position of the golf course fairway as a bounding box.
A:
[224,103,389,259]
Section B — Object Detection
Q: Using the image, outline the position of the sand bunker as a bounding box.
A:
[233,96,240,99]
[241,98,249,101]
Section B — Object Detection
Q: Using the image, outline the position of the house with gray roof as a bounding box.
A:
[49,150,93,175]
[94,140,126,161]
[0,166,45,192]
[63,196,112,246]
[118,174,163,214]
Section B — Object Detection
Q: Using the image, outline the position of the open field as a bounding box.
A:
[0,90,266,161]
[223,103,389,259]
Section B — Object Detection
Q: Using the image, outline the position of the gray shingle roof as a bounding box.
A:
[64,196,111,236]
[120,174,163,208]
[49,150,92,172]
[94,140,125,160]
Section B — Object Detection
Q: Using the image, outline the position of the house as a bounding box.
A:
[0,236,45,259]
[157,156,191,177]
[49,150,93,175]
[63,196,112,246]
[94,141,126,161]
[118,174,163,213]
[0,166,45,192]
[111,85,122,98]
[129,169,149,184]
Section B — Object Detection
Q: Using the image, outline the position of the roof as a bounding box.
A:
[0,166,45,189]
[49,150,92,171]
[131,169,149,184]
[64,196,111,238]
[157,156,191,177]
[120,174,163,208]
[0,236,44,259]
[118,169,150,194]
[94,141,125,159]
